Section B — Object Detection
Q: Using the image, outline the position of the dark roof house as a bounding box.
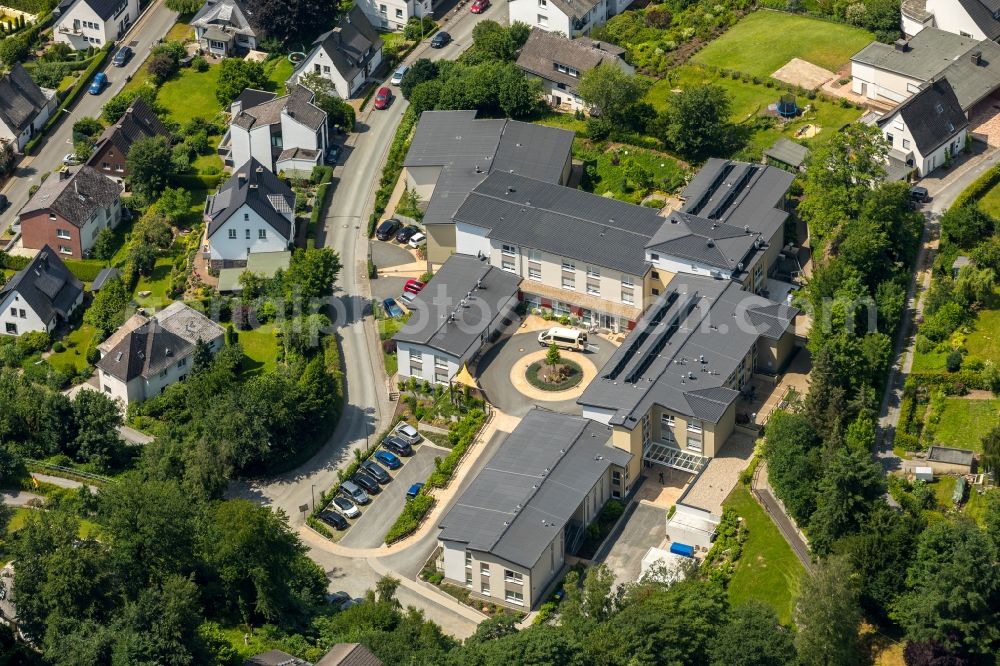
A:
[0,63,53,139]
[0,246,83,328]
[315,643,383,666]
[88,97,170,171]
[955,0,1000,40]
[516,28,630,96]
[205,158,295,240]
[96,320,193,383]
[244,650,310,666]
[878,78,969,156]
[304,5,383,93]
[232,84,326,133]
[19,166,122,228]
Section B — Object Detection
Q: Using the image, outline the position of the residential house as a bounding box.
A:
[437,408,632,610]
[244,651,309,666]
[509,0,635,37]
[393,253,521,384]
[902,0,1000,40]
[202,158,296,268]
[288,5,383,100]
[315,644,383,666]
[0,63,58,152]
[874,78,969,177]
[403,111,574,264]
[96,301,225,404]
[578,275,798,486]
[54,0,141,49]
[850,28,1000,113]
[191,0,259,57]
[0,247,84,336]
[87,97,170,180]
[355,0,431,31]
[19,166,122,258]
[222,85,328,174]
[515,28,632,111]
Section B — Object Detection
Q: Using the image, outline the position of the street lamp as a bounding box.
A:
[311,484,316,512]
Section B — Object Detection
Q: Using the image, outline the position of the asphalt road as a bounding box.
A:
[231,0,509,524]
[0,0,178,230]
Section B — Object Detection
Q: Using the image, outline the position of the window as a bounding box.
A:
[687,435,703,453]
[561,259,575,271]
[18,310,25,319]
[480,563,490,577]
[651,288,660,296]
[8,308,15,317]
[258,229,267,240]
[885,132,894,145]
[210,40,224,49]
[5,323,16,335]
[586,265,600,278]
[562,275,575,290]
[501,243,516,256]
[556,63,568,74]
[396,7,403,17]
[661,413,675,427]
[58,245,72,255]
[481,581,491,596]
[228,229,237,239]
[178,357,187,367]
[244,213,249,221]
[539,0,546,5]
[465,571,473,588]
[687,419,703,434]
[323,65,331,73]
[641,413,650,448]
[621,288,633,304]
[504,570,523,583]
[245,229,251,239]
[56,228,71,239]
[528,266,541,281]
[526,248,541,262]
[622,275,635,288]
[586,280,600,296]
[505,590,524,605]
[501,258,516,273]
[612,470,621,482]
[102,162,110,170]
[537,14,548,26]
[379,2,386,12]
[48,213,56,221]
[159,368,168,378]
[465,551,473,567]
[115,164,124,172]
[567,67,579,78]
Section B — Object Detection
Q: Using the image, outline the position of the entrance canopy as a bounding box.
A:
[643,440,707,473]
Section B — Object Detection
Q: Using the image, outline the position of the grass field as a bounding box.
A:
[135,256,177,309]
[931,398,999,452]
[724,484,805,624]
[49,324,99,373]
[692,11,873,78]
[911,346,949,372]
[965,308,1000,364]
[647,65,863,158]
[978,182,1000,218]
[576,141,688,202]
[157,65,224,124]
[237,324,279,375]
[265,57,294,91]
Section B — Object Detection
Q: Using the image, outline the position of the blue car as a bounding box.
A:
[406,482,425,499]
[382,297,404,319]
[374,450,401,470]
[88,72,107,95]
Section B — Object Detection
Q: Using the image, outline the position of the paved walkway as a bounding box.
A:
[751,462,812,571]
[1,490,43,507]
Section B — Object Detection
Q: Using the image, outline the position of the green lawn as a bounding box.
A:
[534,110,587,136]
[164,21,193,43]
[692,11,874,77]
[49,323,99,373]
[6,507,100,538]
[647,65,863,158]
[135,256,177,309]
[265,57,294,92]
[978,181,1000,218]
[193,149,223,174]
[576,141,688,202]
[965,308,1000,364]
[912,346,949,372]
[237,324,279,375]
[724,484,805,624]
[931,398,999,452]
[157,65,223,124]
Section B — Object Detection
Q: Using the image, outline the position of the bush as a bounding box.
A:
[946,351,963,373]
[51,341,65,353]
[191,55,208,72]
[385,493,434,543]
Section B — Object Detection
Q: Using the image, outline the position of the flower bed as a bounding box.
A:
[526,359,583,391]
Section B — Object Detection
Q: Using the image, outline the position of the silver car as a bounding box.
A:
[331,495,360,518]
[390,64,409,85]
[394,422,422,445]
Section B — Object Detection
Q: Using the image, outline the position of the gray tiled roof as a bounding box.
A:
[233,85,325,132]
[205,158,294,239]
[438,409,632,569]
[307,5,382,85]
[244,650,309,666]
[91,266,120,291]
[548,0,602,19]
[764,137,809,168]
[935,39,1000,109]
[454,171,663,275]
[0,247,82,326]
[19,166,121,227]
[393,254,521,358]
[89,97,169,164]
[851,28,981,80]
[927,445,975,466]
[879,78,968,154]
[578,276,798,426]
[956,0,1000,40]
[516,28,628,92]
[315,643,383,666]
[64,0,135,21]
[0,63,50,135]
[97,319,193,382]
[191,0,256,37]
[646,211,760,272]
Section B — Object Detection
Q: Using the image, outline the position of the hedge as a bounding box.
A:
[171,172,224,190]
[368,107,417,236]
[427,408,486,488]
[952,163,1000,210]
[25,43,111,155]
[384,493,434,543]
[0,252,30,271]
[909,369,998,393]
[308,166,334,240]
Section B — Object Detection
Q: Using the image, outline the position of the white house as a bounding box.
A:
[203,158,296,268]
[223,85,327,174]
[96,302,225,404]
[54,0,141,49]
[0,64,57,152]
[515,28,632,111]
[287,5,383,100]
[902,0,1000,40]
[355,0,431,31]
[0,246,83,337]
[510,0,633,37]
[191,0,259,57]
[393,254,521,384]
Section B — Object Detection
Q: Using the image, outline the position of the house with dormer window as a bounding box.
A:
[0,247,83,336]
[54,0,140,49]
[287,5,383,99]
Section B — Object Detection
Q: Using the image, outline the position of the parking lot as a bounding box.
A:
[599,502,669,587]
[334,440,446,548]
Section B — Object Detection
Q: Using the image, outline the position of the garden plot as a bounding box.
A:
[771,58,835,91]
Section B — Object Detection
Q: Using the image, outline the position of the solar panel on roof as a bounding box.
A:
[687,163,735,215]
[707,165,758,220]
[603,290,678,380]
[625,296,699,384]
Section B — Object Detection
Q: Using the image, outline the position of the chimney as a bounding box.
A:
[255,166,263,174]
[972,51,982,65]
[238,172,247,185]
[894,38,909,52]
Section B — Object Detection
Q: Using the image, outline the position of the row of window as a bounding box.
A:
[74,19,101,31]
[8,308,26,319]
[378,3,405,18]
[409,350,450,383]
[228,228,268,240]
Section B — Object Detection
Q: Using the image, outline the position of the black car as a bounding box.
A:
[382,436,414,457]
[0,194,8,212]
[112,46,133,67]
[325,144,340,165]
[430,31,451,48]
[353,471,380,494]
[362,460,391,484]
[318,510,348,530]
[909,185,929,204]
[395,224,420,243]
[375,218,402,241]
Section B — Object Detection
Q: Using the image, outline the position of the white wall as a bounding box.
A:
[441,539,467,582]
[397,342,461,383]
[97,369,139,404]
[882,110,968,176]
[208,203,293,262]
[404,165,442,201]
[229,126,253,173]
[294,44,379,99]
[79,200,121,256]
[281,111,325,153]
[510,0,572,35]
[0,289,50,335]
[850,60,922,103]
[356,0,428,30]
[581,404,617,425]
[454,222,492,258]
[55,0,139,49]
[901,12,930,36]
[927,0,988,39]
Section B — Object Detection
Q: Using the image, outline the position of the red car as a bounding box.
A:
[471,0,489,12]
[404,279,425,295]
[374,87,392,110]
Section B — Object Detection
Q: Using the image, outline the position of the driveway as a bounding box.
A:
[338,443,444,548]
[476,331,616,416]
[371,240,415,270]
[598,503,667,587]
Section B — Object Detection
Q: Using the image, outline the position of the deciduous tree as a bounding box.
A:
[794,556,862,666]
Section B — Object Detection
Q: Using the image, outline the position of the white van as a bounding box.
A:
[538,327,587,351]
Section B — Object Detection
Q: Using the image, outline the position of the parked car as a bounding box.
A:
[375,218,401,240]
[394,422,423,445]
[318,510,349,530]
[400,290,417,305]
[339,480,370,504]
[325,144,340,165]
[430,31,451,48]
[112,46,133,67]
[353,471,381,495]
[395,224,420,243]
[382,297,404,319]
[0,194,9,213]
[909,185,929,204]
[88,72,107,95]
[407,232,426,248]
[331,495,360,518]
[403,279,425,295]
[374,449,402,469]
[362,460,391,484]
[470,0,489,12]
[373,86,392,110]
[406,482,425,499]
[383,436,414,457]
[390,64,409,85]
